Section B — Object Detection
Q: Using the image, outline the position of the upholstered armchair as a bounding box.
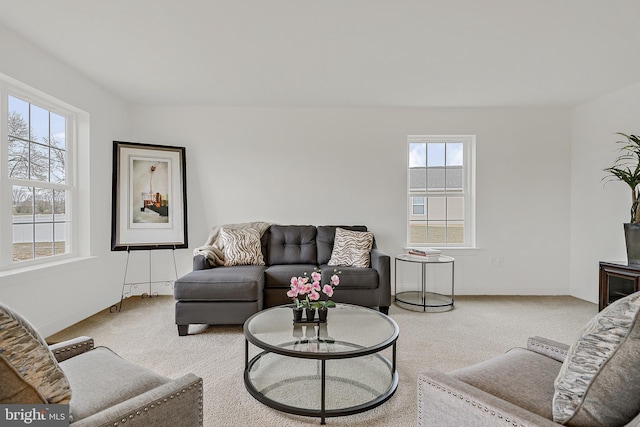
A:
[418,292,640,427]
[1,303,203,426]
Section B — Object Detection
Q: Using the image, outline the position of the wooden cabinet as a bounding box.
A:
[599,261,640,311]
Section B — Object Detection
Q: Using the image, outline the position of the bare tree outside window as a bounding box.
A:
[7,95,68,262]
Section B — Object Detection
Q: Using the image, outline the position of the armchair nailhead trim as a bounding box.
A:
[52,340,94,356]
[419,378,526,427]
[528,339,568,356]
[107,379,204,427]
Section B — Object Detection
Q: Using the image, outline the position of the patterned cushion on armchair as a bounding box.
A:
[0,303,71,404]
[553,291,640,426]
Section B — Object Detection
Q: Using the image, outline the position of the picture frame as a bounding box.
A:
[111,141,188,251]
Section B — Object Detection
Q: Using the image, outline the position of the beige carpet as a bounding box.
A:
[47,295,597,427]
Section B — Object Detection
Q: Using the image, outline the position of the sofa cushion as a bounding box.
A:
[221,227,265,266]
[174,266,265,301]
[0,303,71,404]
[264,264,319,289]
[328,227,373,268]
[451,347,562,420]
[320,266,378,289]
[267,225,317,265]
[60,347,169,423]
[317,225,368,265]
[553,291,640,426]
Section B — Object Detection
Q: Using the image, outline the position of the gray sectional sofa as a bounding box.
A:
[174,224,390,336]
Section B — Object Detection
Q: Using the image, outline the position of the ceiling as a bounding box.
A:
[1,1,639,108]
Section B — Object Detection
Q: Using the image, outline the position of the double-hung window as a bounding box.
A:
[1,84,76,268]
[407,135,475,247]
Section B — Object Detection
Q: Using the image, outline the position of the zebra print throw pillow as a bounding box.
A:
[0,303,71,404]
[327,227,373,268]
[221,227,265,266]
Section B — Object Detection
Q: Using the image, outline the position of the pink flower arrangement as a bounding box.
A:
[288,269,340,310]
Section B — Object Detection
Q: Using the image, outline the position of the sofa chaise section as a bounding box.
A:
[174,265,264,335]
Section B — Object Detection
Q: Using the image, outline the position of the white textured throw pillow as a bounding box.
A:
[327,227,373,268]
[0,303,71,404]
[221,227,265,266]
[553,291,640,426]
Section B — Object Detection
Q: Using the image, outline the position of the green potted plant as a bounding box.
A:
[603,132,640,264]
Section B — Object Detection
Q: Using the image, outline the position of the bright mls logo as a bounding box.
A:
[1,405,68,426]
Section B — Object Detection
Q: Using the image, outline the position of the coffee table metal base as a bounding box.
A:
[244,340,398,425]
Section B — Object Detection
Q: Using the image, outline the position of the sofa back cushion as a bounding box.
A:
[317,226,368,265]
[267,225,317,265]
[553,291,640,426]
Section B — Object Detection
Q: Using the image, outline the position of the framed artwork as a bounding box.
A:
[111,141,188,251]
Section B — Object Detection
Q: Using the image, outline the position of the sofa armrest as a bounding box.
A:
[72,373,203,427]
[49,336,94,363]
[370,248,391,307]
[527,336,570,363]
[193,254,212,271]
[418,369,559,426]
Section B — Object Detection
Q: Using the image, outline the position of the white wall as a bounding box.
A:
[0,23,134,336]
[0,22,581,338]
[570,81,640,302]
[130,105,572,297]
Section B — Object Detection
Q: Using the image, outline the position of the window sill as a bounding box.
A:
[0,256,96,279]
[405,246,480,256]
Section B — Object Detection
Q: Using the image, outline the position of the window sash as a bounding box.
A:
[1,82,76,269]
[407,135,475,248]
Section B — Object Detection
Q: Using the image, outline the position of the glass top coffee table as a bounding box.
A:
[243,304,399,425]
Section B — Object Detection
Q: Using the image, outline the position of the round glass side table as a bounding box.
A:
[394,254,455,311]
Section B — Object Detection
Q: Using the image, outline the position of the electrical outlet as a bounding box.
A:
[491,256,505,267]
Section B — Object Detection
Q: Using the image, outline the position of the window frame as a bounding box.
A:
[0,80,78,270]
[407,135,476,248]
